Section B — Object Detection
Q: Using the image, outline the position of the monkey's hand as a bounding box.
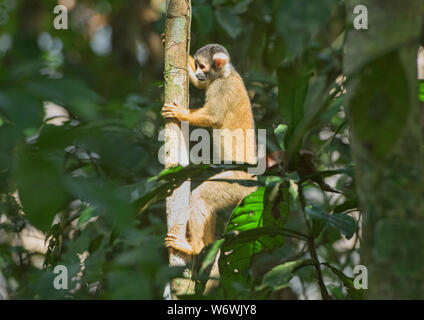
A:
[165,233,194,255]
[161,102,189,122]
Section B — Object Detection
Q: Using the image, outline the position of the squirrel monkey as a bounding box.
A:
[162,44,257,256]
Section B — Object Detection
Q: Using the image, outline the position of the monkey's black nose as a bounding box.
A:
[196,73,206,81]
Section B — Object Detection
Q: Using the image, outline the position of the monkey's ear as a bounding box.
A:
[213,53,228,69]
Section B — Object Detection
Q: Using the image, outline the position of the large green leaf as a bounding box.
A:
[277,63,311,152]
[0,88,43,132]
[219,182,290,298]
[219,188,265,298]
[17,149,70,231]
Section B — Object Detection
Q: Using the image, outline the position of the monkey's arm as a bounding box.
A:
[162,102,224,128]
[188,55,208,90]
[186,107,223,127]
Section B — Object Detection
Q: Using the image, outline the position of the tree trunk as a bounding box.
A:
[163,0,194,298]
[344,0,424,298]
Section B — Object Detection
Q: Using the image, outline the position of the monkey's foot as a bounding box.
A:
[165,235,194,255]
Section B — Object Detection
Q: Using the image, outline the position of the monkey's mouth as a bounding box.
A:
[196,72,208,81]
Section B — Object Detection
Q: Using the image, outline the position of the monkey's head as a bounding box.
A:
[193,44,231,83]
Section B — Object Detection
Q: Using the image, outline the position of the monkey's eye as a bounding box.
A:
[199,63,206,70]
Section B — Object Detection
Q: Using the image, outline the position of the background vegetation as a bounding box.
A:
[0,0,422,299]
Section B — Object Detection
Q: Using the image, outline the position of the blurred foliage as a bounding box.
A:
[0,0,368,300]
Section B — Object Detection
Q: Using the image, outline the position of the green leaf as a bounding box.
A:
[193,5,214,35]
[25,78,101,121]
[322,263,362,299]
[0,88,43,132]
[218,183,296,298]
[17,150,69,231]
[77,207,95,228]
[306,204,357,239]
[276,0,339,55]
[277,63,311,151]
[199,239,225,275]
[224,226,306,248]
[303,76,328,122]
[263,176,290,227]
[65,177,134,231]
[8,59,45,81]
[419,80,424,102]
[194,239,225,295]
[0,125,20,192]
[333,197,358,213]
[232,0,253,14]
[107,270,152,299]
[219,188,265,298]
[256,259,311,291]
[215,8,242,39]
[305,204,327,236]
[274,124,288,151]
[327,213,356,239]
[328,285,345,299]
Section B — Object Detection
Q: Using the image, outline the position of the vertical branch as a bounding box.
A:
[163,0,193,297]
[298,183,330,300]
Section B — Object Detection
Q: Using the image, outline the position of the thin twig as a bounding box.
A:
[298,183,331,300]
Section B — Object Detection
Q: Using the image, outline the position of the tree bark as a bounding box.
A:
[163,0,193,298]
[344,0,424,298]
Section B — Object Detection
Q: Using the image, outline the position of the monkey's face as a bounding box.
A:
[193,56,210,82]
[194,44,231,83]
